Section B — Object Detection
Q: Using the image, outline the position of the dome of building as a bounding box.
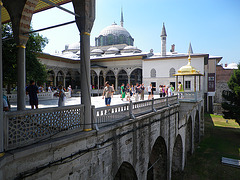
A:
[105,47,119,54]
[99,23,131,37]
[61,52,79,59]
[91,49,104,53]
[95,23,134,47]
[122,45,142,53]
[123,45,137,50]
[174,55,203,76]
[68,42,80,50]
[91,49,104,56]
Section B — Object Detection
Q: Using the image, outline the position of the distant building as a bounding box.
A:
[38,9,222,112]
[213,63,236,114]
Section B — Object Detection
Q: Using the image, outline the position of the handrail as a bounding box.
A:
[3,95,179,151]
[93,95,178,127]
[4,105,84,151]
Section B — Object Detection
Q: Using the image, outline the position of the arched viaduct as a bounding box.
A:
[0,99,204,180]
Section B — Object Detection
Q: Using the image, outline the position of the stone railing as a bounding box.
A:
[178,91,203,102]
[94,103,129,127]
[3,96,178,151]
[6,92,70,102]
[93,95,178,128]
[3,105,84,151]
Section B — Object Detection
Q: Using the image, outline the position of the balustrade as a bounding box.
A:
[3,96,178,151]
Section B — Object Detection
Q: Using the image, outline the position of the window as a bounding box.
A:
[185,81,191,90]
[150,68,156,77]
[169,68,176,77]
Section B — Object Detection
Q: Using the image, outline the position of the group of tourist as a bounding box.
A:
[102,81,180,107]
[26,80,73,109]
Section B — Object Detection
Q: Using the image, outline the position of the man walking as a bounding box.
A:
[102,81,114,106]
[26,80,39,109]
[140,83,145,100]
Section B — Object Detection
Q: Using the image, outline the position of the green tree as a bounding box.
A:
[2,23,48,93]
[222,63,240,125]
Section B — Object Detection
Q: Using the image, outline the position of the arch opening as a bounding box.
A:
[114,162,137,180]
[172,135,183,179]
[106,70,115,87]
[194,111,200,146]
[118,69,128,88]
[147,136,167,180]
[130,68,142,85]
[185,116,192,159]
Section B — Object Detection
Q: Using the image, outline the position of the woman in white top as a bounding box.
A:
[147,84,152,100]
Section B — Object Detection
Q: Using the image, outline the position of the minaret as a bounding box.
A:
[188,42,193,54]
[161,23,167,56]
[120,7,124,27]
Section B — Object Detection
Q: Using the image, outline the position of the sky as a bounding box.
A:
[31,0,240,64]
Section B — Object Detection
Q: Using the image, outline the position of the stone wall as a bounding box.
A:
[0,102,203,180]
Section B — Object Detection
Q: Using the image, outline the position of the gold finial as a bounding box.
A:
[0,1,3,6]
[188,50,191,64]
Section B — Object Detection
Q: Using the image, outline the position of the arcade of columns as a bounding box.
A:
[0,0,96,153]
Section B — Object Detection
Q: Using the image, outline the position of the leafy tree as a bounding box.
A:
[222,63,240,125]
[2,23,48,93]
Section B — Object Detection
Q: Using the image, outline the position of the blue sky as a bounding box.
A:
[31,0,240,64]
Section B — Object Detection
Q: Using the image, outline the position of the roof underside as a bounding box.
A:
[1,0,72,24]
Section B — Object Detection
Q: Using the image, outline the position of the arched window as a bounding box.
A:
[119,35,124,44]
[169,68,176,77]
[150,68,156,78]
[107,34,113,45]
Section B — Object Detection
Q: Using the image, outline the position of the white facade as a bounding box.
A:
[143,55,206,93]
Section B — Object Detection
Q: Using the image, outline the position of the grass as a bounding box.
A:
[183,113,240,180]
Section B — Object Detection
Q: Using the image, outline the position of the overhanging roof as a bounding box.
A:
[1,0,71,24]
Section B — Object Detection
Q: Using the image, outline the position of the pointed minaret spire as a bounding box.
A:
[120,7,124,27]
[161,23,167,37]
[188,42,193,54]
[161,23,167,56]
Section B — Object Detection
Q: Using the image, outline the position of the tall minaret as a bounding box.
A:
[161,23,167,56]
[120,7,124,27]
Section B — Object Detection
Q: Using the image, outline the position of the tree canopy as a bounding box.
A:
[222,63,240,125]
[2,23,48,93]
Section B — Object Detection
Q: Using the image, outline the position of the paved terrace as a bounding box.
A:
[10,95,159,111]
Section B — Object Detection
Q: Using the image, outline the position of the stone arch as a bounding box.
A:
[147,136,167,180]
[169,68,176,77]
[194,111,200,146]
[47,70,55,87]
[150,68,156,78]
[130,68,142,85]
[118,69,128,87]
[90,70,98,89]
[106,70,115,87]
[185,116,192,158]
[114,161,137,180]
[72,71,80,89]
[56,70,64,87]
[172,134,183,179]
[65,71,72,88]
[99,70,104,89]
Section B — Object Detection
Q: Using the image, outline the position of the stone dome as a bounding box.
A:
[95,23,134,47]
[105,47,119,54]
[91,49,104,53]
[99,23,131,37]
[122,45,142,53]
[68,42,80,50]
[123,45,137,50]
[91,49,104,56]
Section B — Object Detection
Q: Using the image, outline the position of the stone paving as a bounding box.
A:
[10,94,159,111]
